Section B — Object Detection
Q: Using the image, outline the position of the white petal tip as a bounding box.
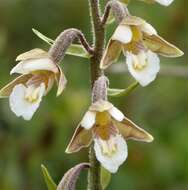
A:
[146,134,154,142]
[176,49,184,57]
[109,107,125,122]
[10,67,17,75]
[80,111,96,129]
[155,0,174,6]
[112,25,132,44]
[65,148,71,154]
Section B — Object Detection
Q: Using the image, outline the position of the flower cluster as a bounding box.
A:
[0,0,184,176]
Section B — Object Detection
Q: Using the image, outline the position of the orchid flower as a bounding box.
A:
[0,48,67,120]
[100,15,183,86]
[66,99,153,173]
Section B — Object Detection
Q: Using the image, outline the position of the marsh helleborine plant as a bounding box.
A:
[0,0,183,189]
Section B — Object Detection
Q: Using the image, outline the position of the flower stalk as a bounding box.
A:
[102,0,128,25]
[87,0,128,189]
[88,0,105,189]
[89,0,104,87]
[49,28,93,63]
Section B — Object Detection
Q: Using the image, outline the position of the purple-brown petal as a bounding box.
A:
[0,74,32,98]
[65,125,93,153]
[100,39,122,70]
[143,34,184,57]
[114,117,153,142]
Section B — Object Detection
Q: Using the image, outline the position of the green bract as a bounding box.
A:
[41,165,57,190]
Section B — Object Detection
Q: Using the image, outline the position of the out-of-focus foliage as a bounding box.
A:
[0,0,187,190]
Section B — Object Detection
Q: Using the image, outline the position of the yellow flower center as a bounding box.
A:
[131,26,143,42]
[133,62,147,71]
[123,26,146,55]
[96,111,111,126]
[24,86,40,103]
[94,111,112,140]
[100,138,118,157]
[132,52,148,71]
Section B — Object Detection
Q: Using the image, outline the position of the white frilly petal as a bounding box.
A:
[155,0,174,6]
[108,106,124,122]
[80,111,96,129]
[112,25,132,44]
[94,135,128,173]
[9,83,45,120]
[10,58,58,75]
[126,50,160,86]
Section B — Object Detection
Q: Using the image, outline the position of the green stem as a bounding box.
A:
[89,0,104,85]
[88,0,105,190]
[108,81,139,97]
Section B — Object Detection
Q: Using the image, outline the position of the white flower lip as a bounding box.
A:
[9,83,45,120]
[112,25,133,44]
[94,135,128,173]
[155,0,174,6]
[126,50,160,86]
[10,58,58,75]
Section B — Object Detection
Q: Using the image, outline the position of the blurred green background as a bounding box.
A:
[0,0,187,189]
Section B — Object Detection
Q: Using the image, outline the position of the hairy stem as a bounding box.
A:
[48,28,93,63]
[87,0,105,190]
[89,0,104,86]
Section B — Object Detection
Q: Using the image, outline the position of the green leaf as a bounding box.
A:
[41,164,57,190]
[101,167,111,190]
[66,44,91,58]
[108,81,139,97]
[32,28,54,45]
[32,28,90,59]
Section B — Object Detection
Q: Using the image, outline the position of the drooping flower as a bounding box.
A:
[66,99,153,173]
[100,15,183,86]
[0,48,67,120]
